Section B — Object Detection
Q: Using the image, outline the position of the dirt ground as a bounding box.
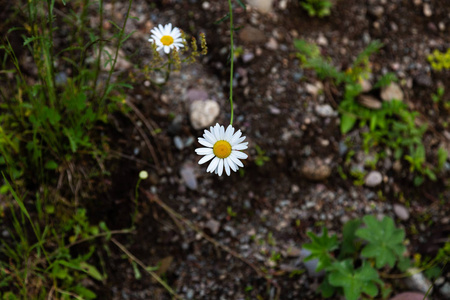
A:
[2,0,450,299]
[93,0,450,299]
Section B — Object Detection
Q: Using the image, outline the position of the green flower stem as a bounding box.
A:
[227,0,234,125]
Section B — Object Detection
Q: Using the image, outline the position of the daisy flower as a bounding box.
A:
[195,123,248,176]
[148,23,184,54]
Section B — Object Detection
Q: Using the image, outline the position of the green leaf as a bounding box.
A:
[413,175,424,186]
[328,260,380,300]
[319,275,336,298]
[340,113,357,134]
[44,107,61,126]
[67,92,87,111]
[44,160,58,170]
[79,262,104,281]
[214,13,230,25]
[73,285,97,300]
[340,218,363,258]
[437,147,448,170]
[303,228,339,271]
[355,215,406,268]
[132,261,142,280]
[52,264,69,279]
[63,127,78,153]
[235,0,247,10]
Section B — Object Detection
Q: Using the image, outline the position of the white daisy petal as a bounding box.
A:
[213,124,221,140]
[149,23,185,54]
[217,159,224,176]
[198,153,215,164]
[225,125,234,140]
[235,136,246,145]
[224,159,231,176]
[203,130,216,144]
[226,157,237,172]
[229,154,244,168]
[232,142,248,150]
[230,130,242,145]
[207,157,220,173]
[232,150,248,160]
[198,138,213,147]
[195,123,248,176]
[195,148,213,155]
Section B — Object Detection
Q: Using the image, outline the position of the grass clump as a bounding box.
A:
[294,39,448,185]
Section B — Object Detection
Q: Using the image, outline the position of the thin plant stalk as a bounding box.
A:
[112,238,182,300]
[98,0,133,111]
[227,0,235,125]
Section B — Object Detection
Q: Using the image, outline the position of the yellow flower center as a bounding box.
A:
[160,35,174,46]
[213,140,232,159]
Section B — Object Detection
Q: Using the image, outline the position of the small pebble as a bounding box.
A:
[365,171,383,187]
[393,203,410,221]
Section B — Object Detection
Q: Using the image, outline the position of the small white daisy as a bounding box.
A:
[148,23,184,54]
[195,123,248,176]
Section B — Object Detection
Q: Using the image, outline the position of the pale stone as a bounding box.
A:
[358,94,382,109]
[247,0,274,13]
[189,100,220,130]
[315,104,338,118]
[381,83,404,102]
[365,171,383,187]
[423,3,432,17]
[393,203,410,220]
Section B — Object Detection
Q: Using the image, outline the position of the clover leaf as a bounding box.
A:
[328,259,382,300]
[303,228,339,271]
[355,215,406,268]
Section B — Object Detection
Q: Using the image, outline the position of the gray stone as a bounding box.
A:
[381,83,403,101]
[189,100,220,130]
[390,292,428,300]
[414,73,433,88]
[300,158,332,181]
[358,94,382,109]
[247,0,274,13]
[265,37,278,50]
[204,219,220,235]
[300,249,325,278]
[423,3,432,17]
[173,136,184,150]
[242,52,255,63]
[186,88,208,101]
[369,6,384,18]
[180,164,197,190]
[239,26,266,44]
[404,268,433,294]
[393,203,410,221]
[440,282,450,299]
[317,34,328,46]
[365,171,383,187]
[305,82,323,96]
[315,104,338,118]
[360,79,373,92]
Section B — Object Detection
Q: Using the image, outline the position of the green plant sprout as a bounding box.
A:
[431,86,444,103]
[295,39,444,185]
[227,205,237,218]
[254,144,270,167]
[303,216,409,300]
[300,0,332,18]
[428,48,450,71]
